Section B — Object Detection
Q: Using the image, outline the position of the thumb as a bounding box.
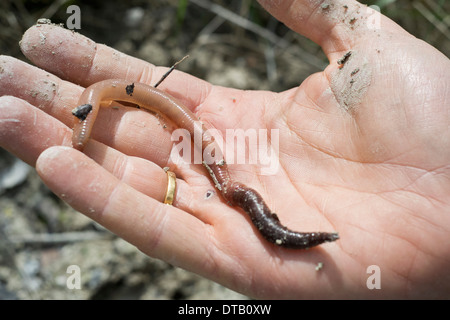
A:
[257,0,408,57]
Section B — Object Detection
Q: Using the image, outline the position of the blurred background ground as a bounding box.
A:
[0,0,449,300]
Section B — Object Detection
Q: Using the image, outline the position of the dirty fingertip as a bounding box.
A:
[19,23,96,81]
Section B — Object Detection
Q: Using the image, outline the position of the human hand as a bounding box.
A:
[1,0,449,299]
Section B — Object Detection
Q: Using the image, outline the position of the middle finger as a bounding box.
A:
[0,56,173,166]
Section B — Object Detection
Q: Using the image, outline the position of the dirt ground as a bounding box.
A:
[0,0,448,299]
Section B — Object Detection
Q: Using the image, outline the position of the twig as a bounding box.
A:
[40,0,70,20]
[263,17,280,83]
[153,55,190,88]
[190,0,326,70]
[198,15,226,39]
[413,1,450,42]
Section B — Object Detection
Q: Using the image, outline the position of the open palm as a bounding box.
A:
[1,0,449,299]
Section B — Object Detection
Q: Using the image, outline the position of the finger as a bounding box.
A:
[35,146,216,273]
[0,56,173,166]
[257,0,408,58]
[0,55,82,126]
[0,95,71,166]
[81,140,170,202]
[20,23,211,109]
[85,140,225,221]
[0,95,188,203]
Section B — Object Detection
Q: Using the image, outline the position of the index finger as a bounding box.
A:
[19,23,210,109]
